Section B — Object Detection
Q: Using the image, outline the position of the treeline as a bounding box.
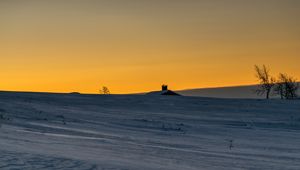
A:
[255,65,299,100]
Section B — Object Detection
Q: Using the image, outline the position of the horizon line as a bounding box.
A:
[0,83,263,95]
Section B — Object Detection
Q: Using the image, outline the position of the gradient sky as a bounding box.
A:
[1,0,299,94]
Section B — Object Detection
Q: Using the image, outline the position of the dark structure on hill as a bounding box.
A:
[147,85,181,96]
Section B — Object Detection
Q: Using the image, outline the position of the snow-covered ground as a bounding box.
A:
[0,91,300,170]
[177,85,300,99]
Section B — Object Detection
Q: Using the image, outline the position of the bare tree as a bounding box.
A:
[254,65,276,99]
[275,73,299,99]
[99,86,110,95]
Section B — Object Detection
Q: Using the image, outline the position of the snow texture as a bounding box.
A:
[0,91,300,169]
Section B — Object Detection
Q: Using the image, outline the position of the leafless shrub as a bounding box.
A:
[274,73,299,99]
[254,65,276,99]
[99,86,110,95]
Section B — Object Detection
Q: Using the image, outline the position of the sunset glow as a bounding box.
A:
[1,0,299,93]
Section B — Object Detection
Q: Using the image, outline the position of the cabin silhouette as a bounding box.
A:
[147,85,181,96]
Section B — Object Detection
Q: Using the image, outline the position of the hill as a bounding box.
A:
[0,91,300,169]
[177,84,300,99]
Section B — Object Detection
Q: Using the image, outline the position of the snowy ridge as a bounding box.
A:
[0,91,300,169]
[177,84,300,99]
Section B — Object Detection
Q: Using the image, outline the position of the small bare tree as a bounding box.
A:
[254,65,276,99]
[275,73,299,99]
[99,86,110,95]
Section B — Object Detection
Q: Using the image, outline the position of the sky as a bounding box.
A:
[0,0,299,94]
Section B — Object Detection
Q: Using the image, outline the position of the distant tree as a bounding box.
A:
[274,73,299,99]
[254,65,276,99]
[99,86,110,95]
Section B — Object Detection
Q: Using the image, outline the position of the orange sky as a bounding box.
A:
[0,0,299,94]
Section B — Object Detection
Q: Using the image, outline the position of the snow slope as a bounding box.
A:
[0,91,300,170]
[177,84,300,99]
[177,85,261,99]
